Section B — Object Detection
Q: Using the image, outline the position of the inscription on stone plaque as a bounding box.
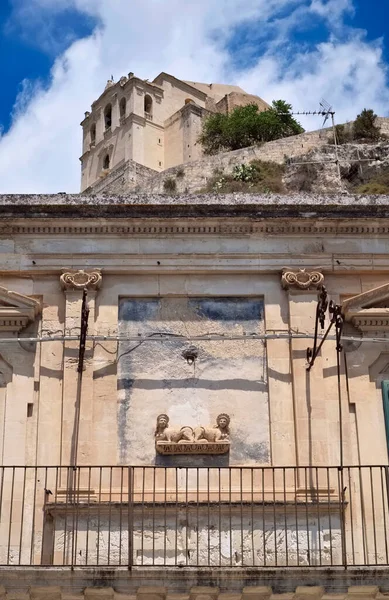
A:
[156,441,230,455]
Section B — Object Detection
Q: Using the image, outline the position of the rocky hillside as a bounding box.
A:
[138,141,389,196]
[284,143,389,194]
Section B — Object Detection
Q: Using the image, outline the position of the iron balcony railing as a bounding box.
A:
[0,465,388,568]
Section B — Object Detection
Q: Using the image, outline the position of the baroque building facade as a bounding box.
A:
[0,193,389,598]
[80,72,269,193]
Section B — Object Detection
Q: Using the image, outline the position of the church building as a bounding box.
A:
[80,72,269,193]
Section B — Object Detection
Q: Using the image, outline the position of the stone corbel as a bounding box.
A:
[281,269,324,291]
[0,285,41,332]
[60,270,102,292]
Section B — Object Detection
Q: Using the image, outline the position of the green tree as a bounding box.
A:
[199,101,304,154]
[353,109,380,141]
[198,112,229,154]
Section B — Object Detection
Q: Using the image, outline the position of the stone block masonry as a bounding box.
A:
[83,160,157,195]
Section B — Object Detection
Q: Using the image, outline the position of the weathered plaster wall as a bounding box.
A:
[51,509,341,567]
[117,297,269,466]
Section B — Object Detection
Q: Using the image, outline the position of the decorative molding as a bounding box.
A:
[3,220,389,237]
[343,283,389,331]
[1,584,379,600]
[0,286,41,332]
[281,269,324,291]
[348,312,389,332]
[60,269,102,291]
[3,222,389,237]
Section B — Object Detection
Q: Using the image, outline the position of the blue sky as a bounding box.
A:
[0,0,97,132]
[0,0,388,193]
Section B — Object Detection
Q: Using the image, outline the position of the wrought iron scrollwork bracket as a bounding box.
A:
[306,286,344,371]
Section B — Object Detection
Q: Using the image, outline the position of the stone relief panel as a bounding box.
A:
[154,413,230,455]
[118,297,270,465]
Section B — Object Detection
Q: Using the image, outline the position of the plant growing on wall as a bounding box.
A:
[163,177,177,192]
[353,109,381,141]
[199,101,304,154]
[232,164,258,182]
[205,159,285,193]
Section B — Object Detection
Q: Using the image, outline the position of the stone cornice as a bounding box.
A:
[0,286,41,332]
[1,194,389,221]
[349,310,389,332]
[128,112,146,126]
[343,283,389,332]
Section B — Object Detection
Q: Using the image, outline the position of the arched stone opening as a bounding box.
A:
[104,104,112,129]
[119,97,126,118]
[144,94,153,117]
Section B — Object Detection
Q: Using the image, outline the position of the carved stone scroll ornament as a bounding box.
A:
[155,413,230,455]
[281,269,324,291]
[60,269,102,291]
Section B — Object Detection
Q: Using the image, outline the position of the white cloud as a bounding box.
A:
[310,0,354,23]
[237,36,389,129]
[0,0,388,193]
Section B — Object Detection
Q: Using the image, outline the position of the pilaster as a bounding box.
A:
[282,269,329,466]
[60,270,101,466]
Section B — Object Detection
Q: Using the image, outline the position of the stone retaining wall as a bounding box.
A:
[139,119,389,194]
[84,161,157,195]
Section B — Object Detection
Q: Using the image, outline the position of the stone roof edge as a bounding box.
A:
[0,192,389,204]
[152,72,208,99]
[0,194,389,221]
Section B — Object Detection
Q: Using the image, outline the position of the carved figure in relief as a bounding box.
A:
[194,413,230,442]
[154,414,194,443]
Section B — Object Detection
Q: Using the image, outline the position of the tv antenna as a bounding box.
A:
[319,98,334,127]
[319,98,341,181]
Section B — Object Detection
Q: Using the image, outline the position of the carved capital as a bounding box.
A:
[60,269,102,291]
[281,269,324,291]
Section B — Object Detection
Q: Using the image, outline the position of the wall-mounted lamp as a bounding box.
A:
[182,346,198,365]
